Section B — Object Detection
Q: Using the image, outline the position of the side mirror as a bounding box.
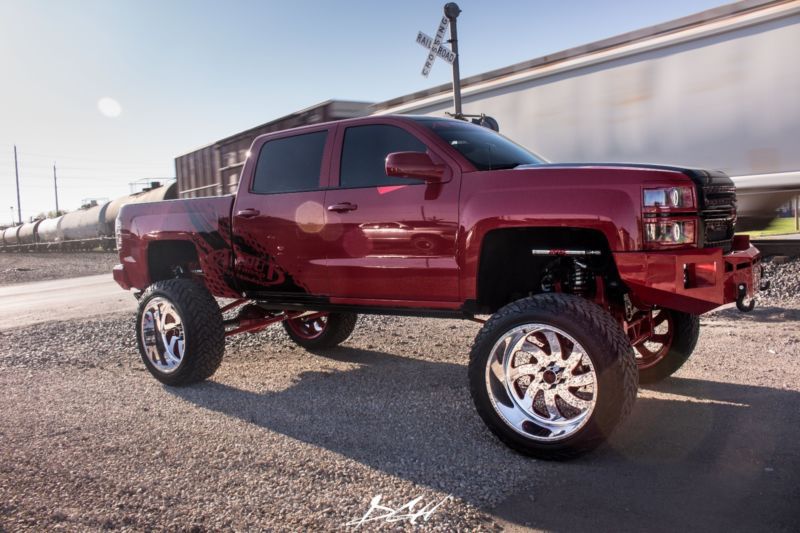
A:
[385,152,445,183]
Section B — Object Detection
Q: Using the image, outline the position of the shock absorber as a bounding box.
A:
[569,259,589,296]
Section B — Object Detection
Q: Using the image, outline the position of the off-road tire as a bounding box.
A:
[468,294,638,460]
[638,311,700,384]
[135,279,225,386]
[283,312,358,350]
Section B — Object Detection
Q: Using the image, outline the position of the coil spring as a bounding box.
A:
[569,259,589,296]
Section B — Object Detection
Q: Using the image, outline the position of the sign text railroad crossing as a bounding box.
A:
[417,16,456,76]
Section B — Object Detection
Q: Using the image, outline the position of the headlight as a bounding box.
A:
[644,219,696,247]
[643,186,694,210]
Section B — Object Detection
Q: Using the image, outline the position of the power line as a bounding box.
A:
[12,150,173,166]
[53,163,59,214]
[13,146,22,225]
[5,173,175,182]
[0,161,167,170]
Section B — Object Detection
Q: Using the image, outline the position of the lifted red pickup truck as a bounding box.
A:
[114,115,764,459]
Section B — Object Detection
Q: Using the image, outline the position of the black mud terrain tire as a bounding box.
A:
[283,312,358,351]
[468,293,638,460]
[637,311,700,384]
[135,279,225,386]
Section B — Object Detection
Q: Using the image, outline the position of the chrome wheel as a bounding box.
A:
[285,314,328,340]
[634,309,674,370]
[140,297,186,374]
[485,324,597,442]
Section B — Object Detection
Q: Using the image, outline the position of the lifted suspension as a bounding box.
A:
[219,299,326,337]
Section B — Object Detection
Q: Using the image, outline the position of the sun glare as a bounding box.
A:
[97,97,122,118]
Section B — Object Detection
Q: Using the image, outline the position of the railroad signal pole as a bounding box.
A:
[13,145,21,224]
[53,162,60,214]
[444,2,463,117]
[416,3,463,117]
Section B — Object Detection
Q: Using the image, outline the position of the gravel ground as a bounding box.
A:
[0,314,512,531]
[0,261,798,531]
[0,253,118,286]
[758,257,800,307]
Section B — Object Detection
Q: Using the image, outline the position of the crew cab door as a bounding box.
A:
[231,127,332,298]
[322,119,460,303]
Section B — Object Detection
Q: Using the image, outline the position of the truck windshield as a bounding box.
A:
[414,117,547,171]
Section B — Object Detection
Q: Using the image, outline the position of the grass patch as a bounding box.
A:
[740,217,799,237]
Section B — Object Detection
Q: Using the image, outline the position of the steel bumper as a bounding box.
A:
[613,236,762,315]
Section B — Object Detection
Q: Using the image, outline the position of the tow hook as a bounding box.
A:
[736,283,755,312]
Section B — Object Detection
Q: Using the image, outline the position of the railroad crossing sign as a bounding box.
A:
[417,16,456,77]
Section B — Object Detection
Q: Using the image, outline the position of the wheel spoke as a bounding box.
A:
[508,363,538,382]
[567,372,594,388]
[558,390,592,411]
[145,344,160,366]
[495,400,529,429]
[654,310,668,326]
[563,345,586,370]
[508,330,532,360]
[650,334,670,344]
[543,389,560,420]
[157,306,170,333]
[162,345,181,366]
[489,357,506,383]
[542,331,562,360]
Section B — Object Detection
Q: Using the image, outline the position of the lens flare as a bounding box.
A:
[97,97,122,118]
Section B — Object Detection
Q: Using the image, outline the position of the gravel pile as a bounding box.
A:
[0,253,118,286]
[757,257,800,307]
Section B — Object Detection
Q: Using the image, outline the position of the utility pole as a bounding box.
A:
[53,162,60,215]
[444,3,463,117]
[13,145,21,224]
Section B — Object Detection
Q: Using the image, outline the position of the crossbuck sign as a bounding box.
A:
[417,16,456,76]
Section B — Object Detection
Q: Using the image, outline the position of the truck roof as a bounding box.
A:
[248,114,452,144]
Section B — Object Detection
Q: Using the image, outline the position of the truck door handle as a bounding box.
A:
[327,202,358,213]
[236,208,260,218]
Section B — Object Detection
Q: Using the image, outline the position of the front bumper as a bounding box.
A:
[613,236,762,315]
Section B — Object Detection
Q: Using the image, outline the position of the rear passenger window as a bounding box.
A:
[252,131,327,194]
[339,125,428,188]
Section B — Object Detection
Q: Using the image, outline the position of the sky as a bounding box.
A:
[0,0,727,224]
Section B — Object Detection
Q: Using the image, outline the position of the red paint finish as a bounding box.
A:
[113,115,761,320]
[457,165,690,301]
[232,124,334,297]
[116,195,239,298]
[317,118,462,302]
[614,245,760,314]
[112,264,131,290]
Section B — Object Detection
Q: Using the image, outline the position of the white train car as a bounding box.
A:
[373,0,800,229]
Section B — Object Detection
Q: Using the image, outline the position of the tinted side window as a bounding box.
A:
[339,125,427,188]
[252,131,327,194]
